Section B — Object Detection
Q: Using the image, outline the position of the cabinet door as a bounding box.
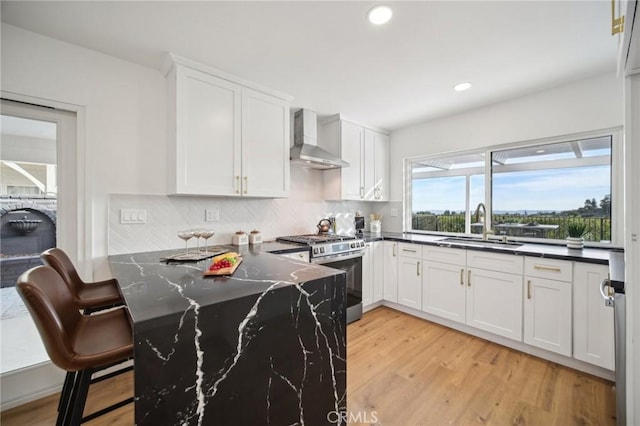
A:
[361,243,373,307]
[372,130,389,201]
[372,242,384,303]
[241,88,290,197]
[466,268,523,341]
[174,66,241,195]
[398,256,422,310]
[340,121,364,200]
[573,263,614,370]
[383,241,398,302]
[362,129,376,201]
[524,277,572,356]
[423,261,466,324]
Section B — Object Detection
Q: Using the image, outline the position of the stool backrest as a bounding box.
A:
[16,266,83,371]
[41,248,84,294]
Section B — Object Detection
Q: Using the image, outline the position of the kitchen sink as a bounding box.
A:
[438,237,523,249]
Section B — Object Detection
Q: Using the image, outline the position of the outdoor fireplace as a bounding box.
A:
[0,201,57,288]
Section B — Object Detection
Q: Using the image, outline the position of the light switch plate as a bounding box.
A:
[205,208,220,222]
[390,208,399,217]
[120,209,147,224]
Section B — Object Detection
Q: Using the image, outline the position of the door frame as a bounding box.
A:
[1,91,91,278]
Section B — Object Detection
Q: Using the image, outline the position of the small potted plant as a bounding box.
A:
[566,223,588,249]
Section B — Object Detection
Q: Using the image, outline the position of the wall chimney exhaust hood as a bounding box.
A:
[290,109,349,169]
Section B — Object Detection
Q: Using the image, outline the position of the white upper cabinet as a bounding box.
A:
[365,128,389,201]
[321,116,389,201]
[167,59,291,197]
[241,89,290,197]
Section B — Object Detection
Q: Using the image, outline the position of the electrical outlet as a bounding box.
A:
[120,209,147,224]
[205,208,220,222]
[390,208,399,217]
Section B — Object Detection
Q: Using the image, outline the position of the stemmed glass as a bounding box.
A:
[177,230,195,256]
[201,229,215,253]
[192,229,205,253]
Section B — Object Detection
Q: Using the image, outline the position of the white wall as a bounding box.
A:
[383,72,624,231]
[1,24,167,277]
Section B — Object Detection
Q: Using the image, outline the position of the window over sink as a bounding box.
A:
[405,130,621,246]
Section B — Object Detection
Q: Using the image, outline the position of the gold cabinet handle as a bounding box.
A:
[460,269,464,286]
[467,270,471,287]
[243,176,248,194]
[403,248,417,253]
[417,261,420,276]
[235,176,240,194]
[527,280,532,299]
[611,0,625,35]
[534,265,561,272]
[360,186,364,199]
[392,243,396,257]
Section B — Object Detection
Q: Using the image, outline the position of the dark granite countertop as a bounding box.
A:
[359,232,621,265]
[109,246,342,324]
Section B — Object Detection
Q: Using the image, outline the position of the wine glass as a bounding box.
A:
[177,230,194,256]
[201,229,215,253]
[192,229,205,253]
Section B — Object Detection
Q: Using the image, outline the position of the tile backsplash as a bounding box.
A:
[108,194,384,255]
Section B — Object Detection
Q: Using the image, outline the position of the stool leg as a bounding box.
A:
[56,371,77,425]
[65,369,93,426]
[58,371,75,414]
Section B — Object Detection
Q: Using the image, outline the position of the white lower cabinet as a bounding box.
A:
[397,244,422,310]
[372,242,384,303]
[422,260,466,324]
[362,243,373,307]
[573,263,614,370]
[523,276,572,356]
[362,241,383,308]
[382,241,398,303]
[466,267,523,341]
[523,257,572,356]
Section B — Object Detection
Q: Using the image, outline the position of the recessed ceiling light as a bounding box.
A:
[367,5,393,25]
[536,149,545,154]
[453,82,472,92]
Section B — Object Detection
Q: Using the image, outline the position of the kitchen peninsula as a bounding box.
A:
[109,246,346,425]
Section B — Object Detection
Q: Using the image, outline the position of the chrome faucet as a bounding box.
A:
[474,202,494,241]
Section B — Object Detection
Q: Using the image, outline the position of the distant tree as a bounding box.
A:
[443,210,451,216]
[600,194,611,217]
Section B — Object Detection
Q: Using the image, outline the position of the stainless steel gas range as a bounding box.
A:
[277,234,365,324]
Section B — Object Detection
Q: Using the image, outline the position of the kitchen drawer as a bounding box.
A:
[422,245,465,265]
[525,257,572,282]
[398,243,422,259]
[466,250,523,275]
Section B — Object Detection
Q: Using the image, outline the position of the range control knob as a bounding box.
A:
[350,243,355,248]
[313,248,319,254]
[320,247,326,253]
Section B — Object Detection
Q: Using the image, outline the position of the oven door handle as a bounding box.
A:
[311,251,364,264]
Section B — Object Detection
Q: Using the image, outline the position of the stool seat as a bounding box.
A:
[41,248,123,311]
[71,307,133,371]
[75,278,122,311]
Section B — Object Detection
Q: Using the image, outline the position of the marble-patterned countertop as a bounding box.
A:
[360,232,620,265]
[109,246,341,324]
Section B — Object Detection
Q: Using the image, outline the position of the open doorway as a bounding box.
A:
[0,99,76,377]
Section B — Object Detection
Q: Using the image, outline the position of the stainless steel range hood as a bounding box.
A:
[290,109,349,169]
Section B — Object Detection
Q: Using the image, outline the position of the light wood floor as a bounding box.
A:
[2,307,615,425]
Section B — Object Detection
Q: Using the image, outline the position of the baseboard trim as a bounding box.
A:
[0,361,65,411]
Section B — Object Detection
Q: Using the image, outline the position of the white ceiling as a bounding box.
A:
[0,1,618,131]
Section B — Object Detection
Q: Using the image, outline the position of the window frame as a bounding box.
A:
[404,127,623,247]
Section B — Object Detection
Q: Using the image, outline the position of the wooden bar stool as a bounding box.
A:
[16,266,134,426]
[41,248,123,313]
